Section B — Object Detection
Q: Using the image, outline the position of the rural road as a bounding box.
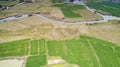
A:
[0,6,120,24]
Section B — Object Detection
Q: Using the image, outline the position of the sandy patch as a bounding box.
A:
[0,59,24,67]
[48,59,64,65]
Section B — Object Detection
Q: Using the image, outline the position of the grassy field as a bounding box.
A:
[51,0,63,3]
[39,39,46,54]
[47,36,120,67]
[30,40,39,55]
[25,55,47,67]
[0,39,30,57]
[49,63,65,67]
[47,41,65,56]
[0,1,18,6]
[53,4,85,18]
[87,2,120,17]
[0,35,120,67]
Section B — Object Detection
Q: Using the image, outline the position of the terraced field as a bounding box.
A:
[0,35,120,67]
[53,4,85,18]
[87,2,120,17]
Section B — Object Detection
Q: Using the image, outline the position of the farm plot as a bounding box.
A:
[30,40,39,55]
[0,39,30,57]
[25,55,47,67]
[39,39,46,54]
[30,39,46,55]
[53,4,85,18]
[87,2,120,17]
[47,41,65,56]
[47,36,120,67]
[0,35,120,67]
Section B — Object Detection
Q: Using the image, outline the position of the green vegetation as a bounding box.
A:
[0,1,18,6]
[0,39,30,57]
[0,35,120,67]
[53,4,85,18]
[51,0,63,3]
[47,41,64,56]
[39,39,46,54]
[30,40,38,55]
[25,55,47,67]
[47,36,120,67]
[87,2,120,17]
[49,63,65,67]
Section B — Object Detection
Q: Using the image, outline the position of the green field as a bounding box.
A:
[87,2,120,17]
[53,4,85,18]
[0,39,30,57]
[0,1,18,6]
[47,36,120,67]
[51,0,63,3]
[30,40,38,55]
[0,36,120,67]
[25,55,47,67]
[39,39,46,54]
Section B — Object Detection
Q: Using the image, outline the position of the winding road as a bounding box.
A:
[0,5,120,24]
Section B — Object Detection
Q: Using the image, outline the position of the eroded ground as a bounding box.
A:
[0,16,120,45]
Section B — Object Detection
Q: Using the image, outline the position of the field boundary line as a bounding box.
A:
[28,40,32,56]
[88,40,102,67]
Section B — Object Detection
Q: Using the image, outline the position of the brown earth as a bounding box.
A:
[0,16,88,42]
[0,16,120,45]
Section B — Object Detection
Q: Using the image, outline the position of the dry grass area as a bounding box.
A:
[1,3,102,23]
[0,3,64,19]
[0,3,51,18]
[40,6,64,20]
[0,15,120,45]
[0,16,89,43]
[87,23,120,45]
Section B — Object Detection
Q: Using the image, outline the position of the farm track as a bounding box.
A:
[0,9,120,25]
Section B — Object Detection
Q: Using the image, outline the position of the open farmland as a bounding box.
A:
[0,39,30,57]
[87,2,120,17]
[0,1,18,6]
[53,4,84,18]
[0,39,47,67]
[30,40,39,55]
[0,1,120,67]
[0,35,120,67]
[52,3,102,22]
[25,55,47,67]
[47,36,120,67]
